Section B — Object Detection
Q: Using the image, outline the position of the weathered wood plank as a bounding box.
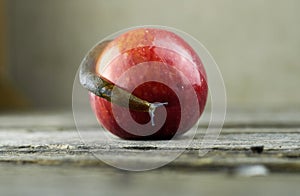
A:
[0,164,299,196]
[0,111,299,195]
[0,128,299,172]
[0,111,299,172]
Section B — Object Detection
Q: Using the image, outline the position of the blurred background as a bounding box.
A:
[1,0,299,111]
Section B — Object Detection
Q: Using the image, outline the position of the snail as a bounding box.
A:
[79,40,167,126]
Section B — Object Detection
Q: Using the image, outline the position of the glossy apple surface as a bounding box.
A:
[89,28,208,140]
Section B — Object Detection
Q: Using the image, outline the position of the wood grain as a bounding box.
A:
[0,110,300,195]
[0,111,299,172]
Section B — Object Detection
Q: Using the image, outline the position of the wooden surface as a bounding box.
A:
[0,110,300,195]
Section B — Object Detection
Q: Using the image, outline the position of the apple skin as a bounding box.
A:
[89,28,208,140]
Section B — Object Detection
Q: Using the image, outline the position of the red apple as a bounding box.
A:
[89,28,208,140]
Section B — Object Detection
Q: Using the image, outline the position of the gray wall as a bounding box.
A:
[7,0,300,109]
